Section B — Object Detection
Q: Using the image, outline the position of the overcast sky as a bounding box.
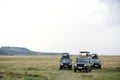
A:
[0,0,120,55]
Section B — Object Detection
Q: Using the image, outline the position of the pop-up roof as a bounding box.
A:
[80,51,90,53]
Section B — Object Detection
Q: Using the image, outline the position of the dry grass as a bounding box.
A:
[0,55,120,80]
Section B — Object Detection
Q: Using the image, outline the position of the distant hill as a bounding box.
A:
[0,47,37,55]
[0,46,60,55]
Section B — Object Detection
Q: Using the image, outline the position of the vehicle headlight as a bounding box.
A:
[74,64,77,66]
[69,63,72,65]
[84,64,87,66]
[61,63,63,65]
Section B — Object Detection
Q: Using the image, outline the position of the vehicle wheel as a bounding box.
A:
[59,66,62,70]
[69,67,72,70]
[99,66,101,69]
[89,68,92,72]
[86,68,89,73]
[74,69,77,72]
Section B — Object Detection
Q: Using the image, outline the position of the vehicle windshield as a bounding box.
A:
[77,58,89,63]
[92,59,99,63]
[92,56,98,59]
[61,58,71,63]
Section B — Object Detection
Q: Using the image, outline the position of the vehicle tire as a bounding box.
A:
[74,69,77,72]
[99,66,101,69]
[89,68,92,72]
[59,66,62,70]
[69,66,72,70]
[86,68,89,73]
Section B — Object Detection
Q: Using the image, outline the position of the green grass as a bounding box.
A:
[0,55,120,80]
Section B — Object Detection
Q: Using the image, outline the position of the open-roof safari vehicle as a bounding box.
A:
[74,51,92,73]
[79,51,91,57]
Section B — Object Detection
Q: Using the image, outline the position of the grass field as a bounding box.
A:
[0,55,120,80]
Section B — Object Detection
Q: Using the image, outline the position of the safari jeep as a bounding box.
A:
[74,56,92,72]
[91,54,101,69]
[59,53,72,70]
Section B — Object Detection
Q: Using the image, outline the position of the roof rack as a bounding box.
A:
[80,51,90,53]
[79,51,90,57]
[61,53,70,58]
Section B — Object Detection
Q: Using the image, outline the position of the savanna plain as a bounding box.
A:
[0,55,120,80]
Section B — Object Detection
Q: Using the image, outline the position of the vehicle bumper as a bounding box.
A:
[60,64,72,68]
[74,66,87,70]
[92,64,101,68]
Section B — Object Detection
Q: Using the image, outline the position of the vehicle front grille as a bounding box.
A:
[63,63,69,66]
[94,63,99,65]
[77,64,84,67]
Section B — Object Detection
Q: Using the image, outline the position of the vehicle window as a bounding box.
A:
[61,58,70,63]
[77,58,89,63]
[92,59,99,63]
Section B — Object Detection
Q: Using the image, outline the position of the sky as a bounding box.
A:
[0,0,120,55]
